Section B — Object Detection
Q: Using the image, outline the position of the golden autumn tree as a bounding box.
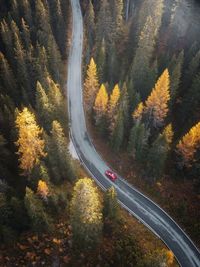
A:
[37,180,49,200]
[145,69,170,128]
[15,107,46,174]
[84,57,100,113]
[107,84,120,134]
[70,178,102,248]
[94,83,108,126]
[162,123,173,145]
[176,122,200,167]
[132,102,144,122]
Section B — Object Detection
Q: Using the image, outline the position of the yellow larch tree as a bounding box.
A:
[94,84,108,125]
[176,122,200,167]
[37,180,49,200]
[162,123,173,145]
[15,107,46,174]
[84,57,100,113]
[132,102,144,122]
[145,69,170,128]
[107,84,120,134]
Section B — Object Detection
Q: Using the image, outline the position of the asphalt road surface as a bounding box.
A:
[67,0,200,266]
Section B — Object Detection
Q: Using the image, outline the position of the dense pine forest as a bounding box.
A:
[0,0,199,266]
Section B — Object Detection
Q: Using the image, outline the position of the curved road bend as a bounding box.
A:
[67,0,200,266]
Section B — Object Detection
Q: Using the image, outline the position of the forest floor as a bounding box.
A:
[87,121,200,249]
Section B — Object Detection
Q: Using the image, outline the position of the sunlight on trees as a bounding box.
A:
[176,122,200,167]
[145,69,170,128]
[84,57,100,113]
[15,107,46,174]
[70,178,102,248]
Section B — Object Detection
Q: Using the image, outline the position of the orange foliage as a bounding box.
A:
[37,180,49,199]
[176,122,200,167]
[15,108,46,173]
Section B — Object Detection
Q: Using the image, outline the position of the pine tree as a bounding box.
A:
[35,81,52,131]
[19,0,33,27]
[94,84,109,128]
[130,16,158,99]
[0,20,13,61]
[96,0,114,46]
[24,187,51,231]
[47,35,62,83]
[84,58,100,113]
[35,0,52,46]
[110,83,130,150]
[136,0,164,41]
[13,31,31,101]
[103,186,119,221]
[107,84,120,135]
[34,45,49,87]
[185,49,200,85]
[128,121,149,163]
[110,108,124,151]
[10,0,20,25]
[70,178,102,248]
[0,52,17,100]
[145,69,170,128]
[169,50,184,101]
[146,134,169,181]
[49,0,65,55]
[181,72,200,128]
[110,0,123,40]
[15,107,46,174]
[84,0,95,53]
[21,18,31,50]
[46,76,67,130]
[46,121,75,183]
[176,122,200,168]
[96,38,106,82]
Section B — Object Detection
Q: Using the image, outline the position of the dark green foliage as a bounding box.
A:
[84,0,95,58]
[103,186,119,221]
[0,52,17,101]
[128,122,149,163]
[45,121,75,184]
[169,50,184,102]
[146,134,168,181]
[24,187,52,232]
[96,0,114,46]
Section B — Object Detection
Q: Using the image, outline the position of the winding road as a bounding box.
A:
[67,0,200,266]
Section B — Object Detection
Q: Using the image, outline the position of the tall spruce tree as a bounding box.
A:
[130,16,158,99]
[128,121,149,163]
[0,52,17,100]
[103,186,119,221]
[84,0,95,55]
[46,121,75,183]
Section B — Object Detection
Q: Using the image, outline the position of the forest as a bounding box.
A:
[0,0,199,266]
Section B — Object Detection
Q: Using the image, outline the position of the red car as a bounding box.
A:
[105,170,117,181]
